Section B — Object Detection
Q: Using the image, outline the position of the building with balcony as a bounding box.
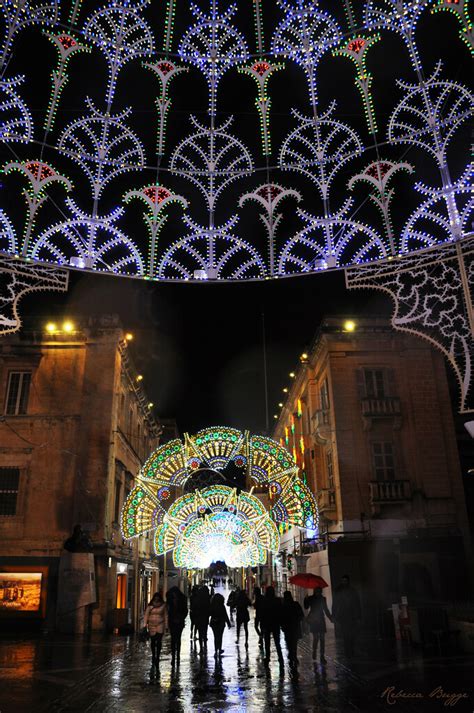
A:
[0,315,162,633]
[273,317,471,626]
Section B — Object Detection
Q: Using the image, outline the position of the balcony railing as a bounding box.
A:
[317,489,336,512]
[361,396,401,417]
[369,479,411,503]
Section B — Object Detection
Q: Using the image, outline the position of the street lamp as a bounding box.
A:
[343,320,356,332]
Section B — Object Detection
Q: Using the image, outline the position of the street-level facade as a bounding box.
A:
[0,315,161,633]
[273,317,471,631]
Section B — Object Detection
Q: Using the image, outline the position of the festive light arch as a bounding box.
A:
[121,426,318,568]
[0,0,470,282]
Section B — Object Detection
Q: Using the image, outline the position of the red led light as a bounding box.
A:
[253,62,270,76]
[25,162,55,181]
[348,38,366,54]
[58,35,77,50]
[143,186,172,203]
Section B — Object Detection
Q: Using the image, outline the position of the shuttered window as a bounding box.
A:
[5,372,31,415]
[0,468,20,515]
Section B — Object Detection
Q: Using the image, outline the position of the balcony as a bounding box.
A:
[311,409,331,444]
[317,489,336,513]
[361,397,401,430]
[369,479,411,506]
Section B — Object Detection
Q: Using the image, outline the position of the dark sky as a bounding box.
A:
[21,269,392,434]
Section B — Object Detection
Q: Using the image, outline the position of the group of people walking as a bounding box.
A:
[143,575,360,676]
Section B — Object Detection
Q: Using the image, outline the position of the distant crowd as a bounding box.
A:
[142,575,361,677]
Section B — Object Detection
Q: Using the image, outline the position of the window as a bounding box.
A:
[372,442,395,480]
[364,369,385,398]
[319,378,330,424]
[5,372,31,415]
[128,406,133,438]
[0,467,20,515]
[326,450,334,490]
[114,480,122,523]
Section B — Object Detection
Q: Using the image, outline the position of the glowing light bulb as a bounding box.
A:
[344,320,356,332]
[283,388,288,393]
[125,333,134,341]
[63,320,74,333]
[289,372,295,378]
[45,322,56,334]
[136,375,143,382]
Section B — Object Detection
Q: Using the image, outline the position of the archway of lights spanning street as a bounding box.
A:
[121,427,318,568]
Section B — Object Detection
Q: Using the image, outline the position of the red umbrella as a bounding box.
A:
[289,573,328,589]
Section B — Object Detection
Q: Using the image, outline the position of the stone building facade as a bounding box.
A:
[0,315,161,632]
[273,317,471,629]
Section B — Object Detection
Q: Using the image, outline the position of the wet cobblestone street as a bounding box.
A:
[1,601,473,713]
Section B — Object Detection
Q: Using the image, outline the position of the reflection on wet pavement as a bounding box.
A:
[0,590,473,712]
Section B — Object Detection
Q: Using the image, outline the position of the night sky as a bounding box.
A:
[22,269,392,434]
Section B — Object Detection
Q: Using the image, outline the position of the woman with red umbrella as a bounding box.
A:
[304,587,333,663]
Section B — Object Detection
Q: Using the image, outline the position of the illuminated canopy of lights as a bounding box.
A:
[155,485,280,568]
[121,426,318,567]
[0,0,470,282]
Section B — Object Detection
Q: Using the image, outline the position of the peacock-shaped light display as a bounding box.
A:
[121,426,318,568]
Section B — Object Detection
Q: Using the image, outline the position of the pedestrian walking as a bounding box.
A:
[166,586,188,666]
[143,592,167,675]
[260,586,284,668]
[226,588,237,622]
[253,586,264,649]
[332,575,361,658]
[194,586,211,652]
[281,591,304,669]
[235,589,251,647]
[209,593,231,660]
[190,584,199,640]
[304,586,332,663]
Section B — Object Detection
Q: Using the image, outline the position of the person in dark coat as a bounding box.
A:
[235,589,251,647]
[259,586,284,667]
[227,588,237,622]
[332,575,361,658]
[304,587,332,663]
[209,593,231,659]
[253,586,264,649]
[194,586,211,652]
[166,586,188,665]
[281,591,304,669]
[189,585,199,640]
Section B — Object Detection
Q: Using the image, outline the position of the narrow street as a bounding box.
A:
[1,588,472,713]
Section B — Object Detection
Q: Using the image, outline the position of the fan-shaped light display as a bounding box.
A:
[156,485,280,568]
[121,426,319,568]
